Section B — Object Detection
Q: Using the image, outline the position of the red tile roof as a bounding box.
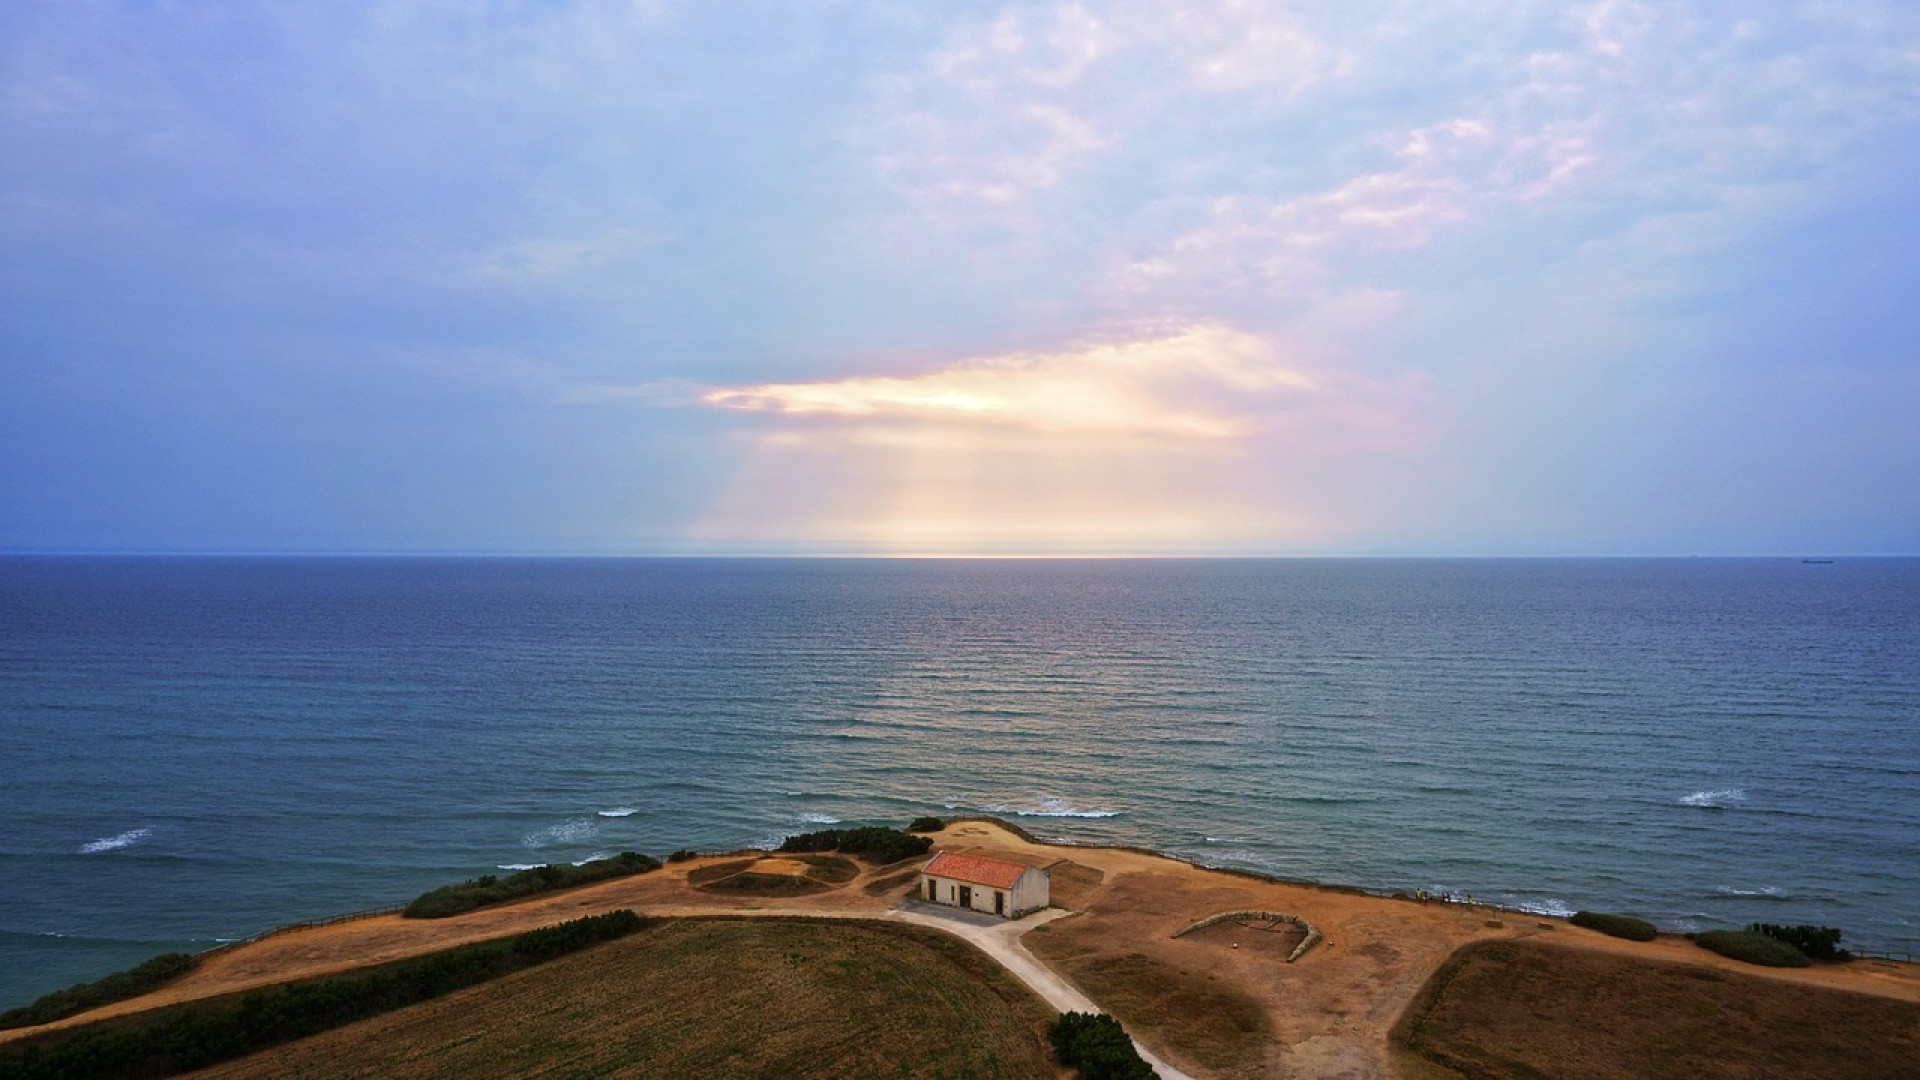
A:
[921,851,1034,890]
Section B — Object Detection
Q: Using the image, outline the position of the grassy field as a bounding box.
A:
[1026,928,1271,1079]
[1394,939,1920,1080]
[185,918,1060,1080]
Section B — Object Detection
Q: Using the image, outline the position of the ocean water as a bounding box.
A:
[2,556,1916,1008]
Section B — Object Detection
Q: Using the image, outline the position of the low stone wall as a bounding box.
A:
[1172,910,1323,963]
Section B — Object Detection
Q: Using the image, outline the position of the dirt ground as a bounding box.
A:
[7,819,1917,1080]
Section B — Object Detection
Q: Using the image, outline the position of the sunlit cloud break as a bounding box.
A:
[701,326,1312,439]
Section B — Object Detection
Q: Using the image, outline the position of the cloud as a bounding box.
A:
[675,326,1427,554]
[700,326,1311,439]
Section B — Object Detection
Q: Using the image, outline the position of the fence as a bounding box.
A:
[196,905,405,957]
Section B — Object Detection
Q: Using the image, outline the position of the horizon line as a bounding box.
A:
[2,549,1908,561]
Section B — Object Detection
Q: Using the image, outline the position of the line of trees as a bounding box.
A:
[404,851,661,918]
[778,827,932,863]
[0,911,649,1080]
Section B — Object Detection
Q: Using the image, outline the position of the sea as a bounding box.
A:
[2,556,1916,1009]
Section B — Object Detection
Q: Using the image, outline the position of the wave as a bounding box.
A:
[496,863,543,871]
[947,798,1120,819]
[797,812,842,825]
[79,828,152,854]
[1679,789,1746,809]
[596,807,638,818]
[1505,896,1577,917]
[522,819,596,848]
[1717,885,1788,899]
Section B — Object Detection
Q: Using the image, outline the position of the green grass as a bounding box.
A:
[1569,911,1658,942]
[1693,930,1810,968]
[403,851,660,918]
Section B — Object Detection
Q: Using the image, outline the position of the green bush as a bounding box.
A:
[1569,911,1658,942]
[0,953,200,1030]
[1694,929,1810,968]
[666,849,699,863]
[404,851,660,918]
[777,826,932,863]
[908,816,945,833]
[0,911,649,1080]
[1048,1012,1155,1080]
[1749,923,1847,962]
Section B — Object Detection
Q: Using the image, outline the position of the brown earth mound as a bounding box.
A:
[687,855,859,897]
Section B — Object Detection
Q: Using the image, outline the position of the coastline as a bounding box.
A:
[7,818,1915,1079]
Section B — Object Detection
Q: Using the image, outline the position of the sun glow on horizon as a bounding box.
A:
[682,326,1425,555]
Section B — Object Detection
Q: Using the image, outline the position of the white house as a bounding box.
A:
[917,851,1050,918]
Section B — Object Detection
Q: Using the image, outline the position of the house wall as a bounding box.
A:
[918,869,1049,918]
[1008,868,1049,913]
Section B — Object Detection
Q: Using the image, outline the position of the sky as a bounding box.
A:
[3,1,1917,556]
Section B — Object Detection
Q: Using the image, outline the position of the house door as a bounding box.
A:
[958,886,972,909]
[995,891,1005,915]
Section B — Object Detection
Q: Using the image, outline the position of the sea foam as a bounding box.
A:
[596,807,638,818]
[953,798,1119,819]
[79,828,151,854]
[1679,788,1746,808]
[522,819,597,848]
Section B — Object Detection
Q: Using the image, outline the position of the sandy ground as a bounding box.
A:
[7,819,1916,1080]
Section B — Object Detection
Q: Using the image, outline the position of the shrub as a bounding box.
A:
[908,816,945,833]
[1569,911,1658,942]
[0,953,200,1030]
[1749,923,1848,962]
[1695,929,1810,968]
[666,849,699,863]
[403,852,660,919]
[1048,1012,1156,1080]
[776,827,932,863]
[0,912,650,1080]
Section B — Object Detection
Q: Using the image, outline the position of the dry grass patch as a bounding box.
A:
[862,868,921,897]
[188,918,1058,1080]
[1044,861,1105,909]
[1027,930,1270,1079]
[687,855,859,897]
[1394,939,1920,1080]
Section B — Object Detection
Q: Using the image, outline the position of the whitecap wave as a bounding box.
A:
[797,812,842,825]
[1508,897,1577,917]
[1679,788,1746,808]
[596,807,638,818]
[953,798,1119,819]
[79,828,152,854]
[573,851,615,866]
[522,819,597,848]
[1717,884,1785,898]
[497,863,544,872]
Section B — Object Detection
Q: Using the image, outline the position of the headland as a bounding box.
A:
[4,818,1915,1080]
